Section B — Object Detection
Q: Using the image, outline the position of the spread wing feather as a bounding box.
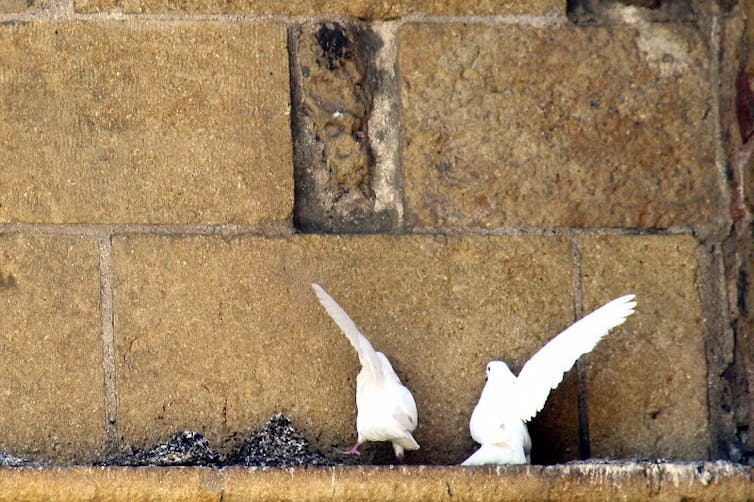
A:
[312,284,383,382]
[513,294,636,422]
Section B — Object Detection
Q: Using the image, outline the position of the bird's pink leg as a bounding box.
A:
[337,439,364,455]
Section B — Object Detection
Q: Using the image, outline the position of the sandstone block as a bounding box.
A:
[112,234,576,464]
[291,22,397,233]
[581,235,708,459]
[74,0,561,17]
[0,0,30,13]
[399,24,717,229]
[0,467,223,501]
[226,463,753,501]
[0,21,291,225]
[0,235,105,463]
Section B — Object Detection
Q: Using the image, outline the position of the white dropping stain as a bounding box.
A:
[614,6,693,78]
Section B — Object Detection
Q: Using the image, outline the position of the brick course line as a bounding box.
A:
[0,12,567,24]
[709,14,733,240]
[571,233,591,459]
[701,8,737,459]
[697,242,731,460]
[0,223,295,238]
[98,237,119,453]
[0,224,695,237]
[404,227,696,237]
[0,11,706,29]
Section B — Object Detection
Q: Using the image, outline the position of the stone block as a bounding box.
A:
[74,0,562,17]
[112,234,576,464]
[581,235,708,459]
[0,21,292,225]
[291,22,397,233]
[0,235,105,463]
[0,463,750,501]
[399,24,717,229]
[0,467,223,501]
[0,0,30,13]
[224,463,754,501]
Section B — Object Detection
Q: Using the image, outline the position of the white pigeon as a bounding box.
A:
[461,294,637,466]
[312,283,420,461]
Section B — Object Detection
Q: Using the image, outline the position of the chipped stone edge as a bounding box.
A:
[0,462,748,501]
[368,20,404,225]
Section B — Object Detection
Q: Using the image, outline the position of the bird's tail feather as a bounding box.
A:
[394,432,420,451]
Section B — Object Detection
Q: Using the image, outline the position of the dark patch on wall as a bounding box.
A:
[289,21,396,233]
[0,272,17,289]
[735,66,754,143]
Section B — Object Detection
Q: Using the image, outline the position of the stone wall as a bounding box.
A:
[0,0,752,466]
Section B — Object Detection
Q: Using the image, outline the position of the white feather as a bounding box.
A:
[512,294,636,422]
[312,283,383,383]
[462,294,636,466]
[312,284,420,458]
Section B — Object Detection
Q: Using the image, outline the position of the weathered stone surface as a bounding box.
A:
[0,235,105,463]
[1,462,744,502]
[399,24,717,229]
[0,21,292,225]
[292,22,396,233]
[0,0,30,13]
[74,0,562,16]
[581,235,708,459]
[568,0,698,24]
[112,234,576,465]
[0,467,224,501]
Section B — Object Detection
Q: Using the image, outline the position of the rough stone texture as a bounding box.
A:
[292,22,397,233]
[112,234,577,465]
[0,235,105,463]
[399,24,717,229]
[0,462,744,502]
[74,0,562,16]
[567,0,698,23]
[718,3,754,463]
[0,21,292,225]
[0,467,224,501]
[0,0,31,13]
[225,463,754,501]
[581,235,709,459]
[225,462,754,501]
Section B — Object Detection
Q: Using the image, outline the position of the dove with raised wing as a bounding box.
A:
[461,294,637,466]
[312,284,419,461]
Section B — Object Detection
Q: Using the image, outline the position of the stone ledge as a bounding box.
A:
[0,462,750,501]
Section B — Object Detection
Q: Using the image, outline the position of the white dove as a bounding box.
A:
[462,294,637,466]
[312,283,420,461]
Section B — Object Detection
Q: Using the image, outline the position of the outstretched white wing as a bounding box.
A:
[312,284,383,381]
[512,294,636,422]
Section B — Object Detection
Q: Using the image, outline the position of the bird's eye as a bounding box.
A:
[487,366,491,371]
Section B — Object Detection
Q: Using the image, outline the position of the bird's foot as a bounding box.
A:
[337,444,362,456]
